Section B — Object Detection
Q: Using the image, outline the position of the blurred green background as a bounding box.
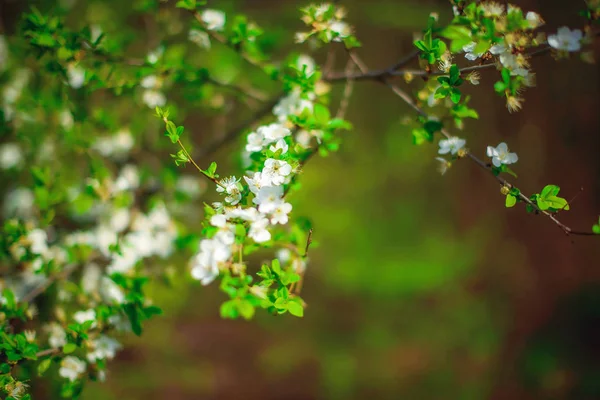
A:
[2,0,600,399]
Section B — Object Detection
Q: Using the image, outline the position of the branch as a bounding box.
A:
[341,52,597,237]
[189,10,272,76]
[195,94,284,160]
[21,264,79,304]
[35,348,61,358]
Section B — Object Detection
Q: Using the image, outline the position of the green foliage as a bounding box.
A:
[414,29,447,64]
[533,185,570,212]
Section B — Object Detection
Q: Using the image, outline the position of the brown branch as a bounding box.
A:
[35,348,61,358]
[195,94,284,160]
[190,10,272,75]
[21,264,79,304]
[342,52,597,237]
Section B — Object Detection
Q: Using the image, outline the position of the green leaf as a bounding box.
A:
[423,120,442,135]
[541,184,560,198]
[545,196,570,211]
[237,300,255,320]
[313,103,331,125]
[38,359,52,376]
[411,128,433,145]
[62,343,77,354]
[271,259,282,276]
[450,89,461,104]
[220,300,238,319]
[505,194,517,208]
[206,162,217,177]
[286,301,304,318]
[175,0,196,10]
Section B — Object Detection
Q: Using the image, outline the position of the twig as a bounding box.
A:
[176,139,222,186]
[207,78,267,103]
[195,94,284,160]
[21,264,79,304]
[335,58,357,119]
[303,229,313,258]
[35,348,61,358]
[342,52,597,237]
[324,44,552,82]
[190,10,272,76]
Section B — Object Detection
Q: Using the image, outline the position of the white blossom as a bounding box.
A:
[59,356,86,382]
[296,54,316,74]
[253,185,284,213]
[486,142,518,167]
[273,92,313,123]
[246,131,266,153]
[140,75,159,89]
[87,335,122,363]
[190,238,231,285]
[92,129,134,160]
[0,143,23,169]
[463,42,484,61]
[225,206,260,222]
[59,109,74,130]
[438,137,466,155]
[142,89,166,108]
[548,27,583,52]
[262,158,292,186]
[216,176,242,205]
[258,123,291,144]
[329,20,351,41]
[526,12,544,29]
[435,157,451,175]
[100,277,125,304]
[189,29,211,49]
[201,9,226,31]
[27,229,48,255]
[146,46,164,64]
[67,64,85,88]
[269,138,289,154]
[244,171,269,195]
[114,164,140,192]
[73,309,96,326]
[3,187,34,218]
[248,217,271,243]
[270,201,292,225]
[46,322,67,348]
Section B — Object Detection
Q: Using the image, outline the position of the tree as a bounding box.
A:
[0,0,599,398]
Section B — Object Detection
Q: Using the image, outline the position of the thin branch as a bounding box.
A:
[195,94,284,160]
[303,229,313,258]
[21,264,79,304]
[324,44,552,82]
[207,77,267,103]
[335,58,357,119]
[35,348,61,358]
[176,139,221,186]
[344,52,597,237]
[190,10,272,75]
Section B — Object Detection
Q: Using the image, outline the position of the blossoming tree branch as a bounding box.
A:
[0,0,599,398]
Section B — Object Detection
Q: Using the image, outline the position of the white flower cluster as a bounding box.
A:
[189,57,325,286]
[201,9,226,31]
[296,3,352,44]
[2,68,30,121]
[548,27,583,52]
[140,74,167,109]
[462,5,544,85]
[436,138,518,172]
[92,129,135,160]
